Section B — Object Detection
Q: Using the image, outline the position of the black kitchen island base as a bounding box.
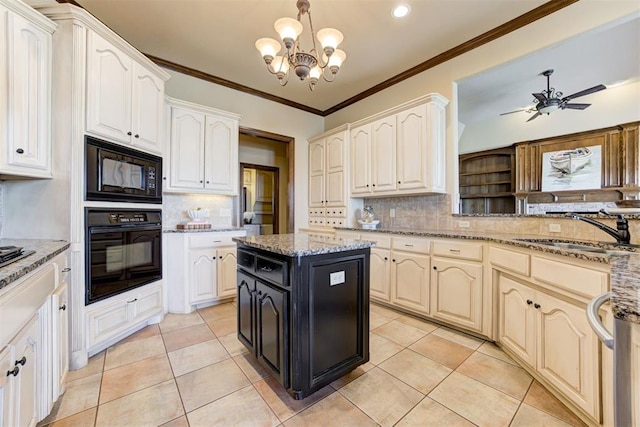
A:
[234,234,372,400]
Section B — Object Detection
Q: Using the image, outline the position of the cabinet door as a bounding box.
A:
[350,125,372,195]
[217,247,238,298]
[308,141,325,208]
[237,271,256,353]
[52,283,69,401]
[430,257,483,332]
[256,280,288,387]
[371,116,396,193]
[370,248,390,301]
[130,62,164,154]
[4,11,52,174]
[397,105,427,191]
[0,346,13,427]
[12,316,39,427]
[204,115,238,194]
[169,107,205,190]
[325,133,346,207]
[535,293,599,419]
[497,275,536,368]
[86,31,133,144]
[189,249,217,303]
[391,252,430,314]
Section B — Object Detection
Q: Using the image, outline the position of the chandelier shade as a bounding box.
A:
[255,0,346,90]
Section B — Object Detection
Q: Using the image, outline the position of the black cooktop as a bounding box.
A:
[0,246,35,268]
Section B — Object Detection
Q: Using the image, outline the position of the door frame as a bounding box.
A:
[239,127,295,233]
[240,163,279,234]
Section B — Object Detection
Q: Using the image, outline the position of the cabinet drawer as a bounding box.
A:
[326,208,346,217]
[237,249,255,272]
[308,208,325,217]
[360,233,391,249]
[130,285,163,323]
[392,236,430,254]
[325,218,345,227]
[490,246,530,276]
[256,256,288,287]
[531,256,608,299]
[432,240,483,261]
[189,232,241,249]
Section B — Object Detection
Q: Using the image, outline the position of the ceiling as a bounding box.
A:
[457,15,640,125]
[57,0,561,114]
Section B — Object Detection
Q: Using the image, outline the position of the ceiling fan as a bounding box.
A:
[501,69,607,122]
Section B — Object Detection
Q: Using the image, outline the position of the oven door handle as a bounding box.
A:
[586,292,614,350]
[89,225,162,234]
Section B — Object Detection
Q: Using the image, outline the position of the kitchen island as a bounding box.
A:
[232,233,374,400]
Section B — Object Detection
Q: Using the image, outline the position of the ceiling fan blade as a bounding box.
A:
[532,93,547,102]
[563,84,606,100]
[563,103,591,110]
[526,111,541,122]
[500,108,529,116]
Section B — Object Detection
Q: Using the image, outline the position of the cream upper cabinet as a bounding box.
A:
[0,1,56,178]
[350,125,372,195]
[349,94,448,197]
[371,116,397,193]
[391,251,430,314]
[308,140,325,208]
[166,98,240,195]
[325,133,347,206]
[86,31,165,154]
[430,257,483,332]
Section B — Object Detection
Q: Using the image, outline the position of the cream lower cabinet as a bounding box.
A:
[498,273,600,421]
[390,241,430,314]
[51,283,69,400]
[631,322,640,427]
[165,231,246,313]
[370,248,391,302]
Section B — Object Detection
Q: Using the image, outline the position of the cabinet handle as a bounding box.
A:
[526,299,533,305]
[6,367,19,377]
[134,134,139,138]
[449,249,461,253]
[15,357,26,366]
[59,304,67,311]
[16,148,24,154]
[127,131,132,136]
[260,266,273,272]
[534,303,541,309]
[62,267,71,272]
[404,244,413,247]
[127,298,138,303]
[213,240,222,243]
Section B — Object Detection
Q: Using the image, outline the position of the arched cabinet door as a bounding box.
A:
[189,249,217,303]
[390,252,430,314]
[256,280,289,388]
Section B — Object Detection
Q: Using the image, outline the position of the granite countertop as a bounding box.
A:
[164,226,245,233]
[339,226,640,324]
[233,233,375,257]
[0,239,71,290]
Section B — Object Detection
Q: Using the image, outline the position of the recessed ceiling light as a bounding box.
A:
[392,4,411,19]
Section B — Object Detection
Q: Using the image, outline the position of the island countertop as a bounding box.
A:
[233,233,375,257]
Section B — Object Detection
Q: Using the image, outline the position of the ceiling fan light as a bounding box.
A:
[255,38,281,63]
[538,104,559,115]
[392,4,411,18]
[274,17,303,45]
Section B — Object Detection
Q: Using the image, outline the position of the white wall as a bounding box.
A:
[459,81,640,154]
[163,70,324,231]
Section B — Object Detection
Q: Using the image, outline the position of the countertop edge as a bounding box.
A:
[0,240,71,290]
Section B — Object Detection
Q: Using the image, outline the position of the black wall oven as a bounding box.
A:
[85,136,162,204]
[85,208,162,305]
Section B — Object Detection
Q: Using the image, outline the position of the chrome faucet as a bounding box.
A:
[565,210,630,244]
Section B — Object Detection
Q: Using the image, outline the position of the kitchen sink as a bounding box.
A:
[514,239,640,255]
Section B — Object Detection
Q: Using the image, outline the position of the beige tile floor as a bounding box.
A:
[39,302,588,427]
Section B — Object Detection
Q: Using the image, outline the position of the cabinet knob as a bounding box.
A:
[384,257,388,261]
[134,134,139,138]
[526,299,533,305]
[219,256,222,259]
[16,148,24,154]
[127,131,132,136]
[15,357,26,366]
[206,181,210,184]
[200,180,204,183]
[62,267,71,273]
[163,177,167,180]
[372,183,376,187]
[366,184,369,187]
[392,259,396,262]
[433,266,437,270]
[6,367,19,377]
[59,304,67,311]
[534,303,541,309]
[398,181,401,184]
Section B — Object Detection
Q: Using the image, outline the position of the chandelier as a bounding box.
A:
[255,0,346,90]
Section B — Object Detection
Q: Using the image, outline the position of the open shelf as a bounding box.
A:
[459,147,515,214]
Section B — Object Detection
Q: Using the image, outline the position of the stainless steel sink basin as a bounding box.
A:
[514,239,639,255]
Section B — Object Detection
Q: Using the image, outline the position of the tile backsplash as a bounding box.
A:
[162,194,234,229]
[363,194,450,229]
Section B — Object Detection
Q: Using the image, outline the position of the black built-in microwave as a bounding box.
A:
[85,136,162,204]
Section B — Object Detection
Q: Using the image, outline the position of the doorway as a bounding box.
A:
[238,127,294,234]
[240,164,279,234]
